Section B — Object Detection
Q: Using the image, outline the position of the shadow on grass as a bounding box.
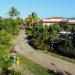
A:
[48,63,72,75]
[48,69,63,75]
[64,71,72,75]
[48,69,72,75]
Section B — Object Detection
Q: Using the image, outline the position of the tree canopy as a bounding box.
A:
[8,7,20,19]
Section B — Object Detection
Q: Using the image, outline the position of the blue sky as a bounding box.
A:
[0,0,75,18]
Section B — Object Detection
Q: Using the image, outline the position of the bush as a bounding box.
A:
[30,37,50,51]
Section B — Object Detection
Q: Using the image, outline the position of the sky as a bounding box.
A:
[0,0,75,18]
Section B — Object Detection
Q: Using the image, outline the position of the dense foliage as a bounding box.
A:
[0,17,20,75]
[25,12,40,28]
[0,7,20,57]
[0,18,19,46]
[26,22,75,59]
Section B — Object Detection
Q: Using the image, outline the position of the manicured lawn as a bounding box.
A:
[18,54,56,75]
[40,50,75,64]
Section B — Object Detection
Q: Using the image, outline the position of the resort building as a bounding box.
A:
[41,16,75,26]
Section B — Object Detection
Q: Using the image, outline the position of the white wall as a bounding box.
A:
[43,18,62,22]
[68,20,75,22]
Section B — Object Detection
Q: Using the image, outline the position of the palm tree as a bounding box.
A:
[25,12,40,27]
[8,7,20,19]
[25,15,32,27]
[8,7,20,35]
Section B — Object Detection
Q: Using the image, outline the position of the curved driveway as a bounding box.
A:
[15,29,75,75]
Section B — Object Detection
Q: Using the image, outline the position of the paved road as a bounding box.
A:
[15,29,75,75]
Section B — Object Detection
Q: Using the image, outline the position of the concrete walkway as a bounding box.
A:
[15,29,75,75]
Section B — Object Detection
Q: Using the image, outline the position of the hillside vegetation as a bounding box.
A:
[25,15,75,59]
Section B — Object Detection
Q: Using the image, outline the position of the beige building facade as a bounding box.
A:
[41,16,75,26]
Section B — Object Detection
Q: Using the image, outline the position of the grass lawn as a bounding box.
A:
[39,50,75,64]
[17,54,57,75]
[0,45,66,75]
[0,46,59,75]
[0,44,11,56]
[50,52,75,64]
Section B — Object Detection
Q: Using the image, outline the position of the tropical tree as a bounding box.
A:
[43,26,49,41]
[25,12,40,27]
[8,7,20,35]
[0,17,4,31]
[8,7,20,19]
[52,23,61,31]
[15,17,23,25]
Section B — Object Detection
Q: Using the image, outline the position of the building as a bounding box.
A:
[41,16,75,26]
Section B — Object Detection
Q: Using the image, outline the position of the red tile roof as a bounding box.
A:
[51,16,64,19]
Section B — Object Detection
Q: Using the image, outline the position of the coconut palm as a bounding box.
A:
[8,7,20,19]
[25,12,40,27]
